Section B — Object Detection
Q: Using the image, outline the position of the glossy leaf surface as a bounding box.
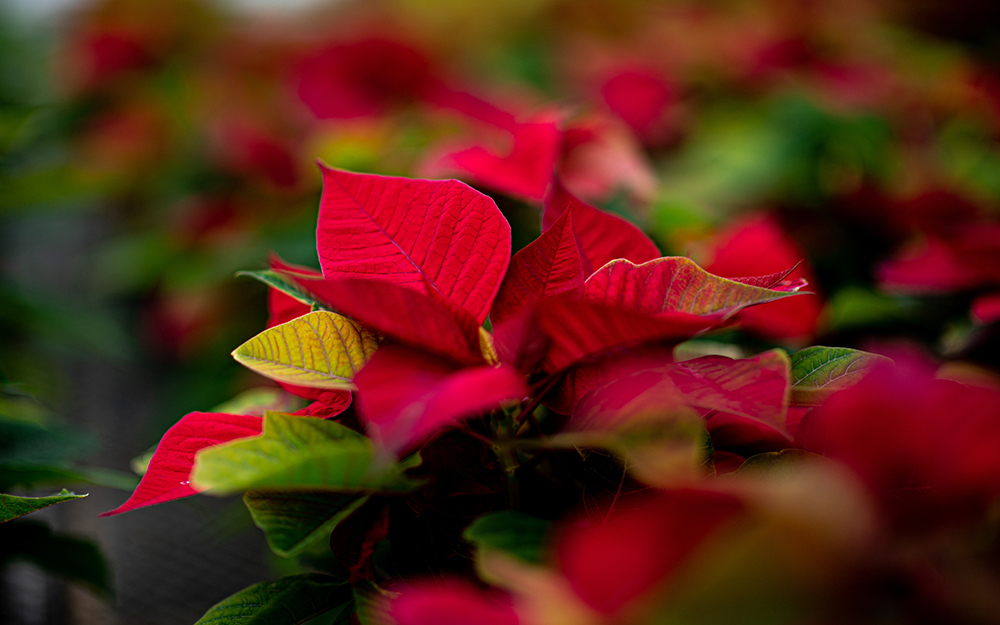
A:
[232,311,379,390]
[316,166,510,323]
[244,491,369,558]
[789,346,890,406]
[463,510,551,564]
[101,412,263,516]
[192,412,422,495]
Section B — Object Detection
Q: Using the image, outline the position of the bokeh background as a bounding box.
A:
[1,0,999,623]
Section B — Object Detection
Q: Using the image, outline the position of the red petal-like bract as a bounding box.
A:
[704,215,820,342]
[316,166,510,324]
[100,412,263,516]
[972,291,1000,325]
[535,296,720,373]
[568,351,790,435]
[544,183,660,275]
[599,68,676,139]
[490,208,584,328]
[798,355,1000,531]
[280,272,483,366]
[354,345,527,454]
[557,489,744,616]
[384,580,519,625]
[583,257,805,317]
[438,119,562,203]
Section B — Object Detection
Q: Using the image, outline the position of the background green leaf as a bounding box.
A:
[789,346,890,405]
[463,510,551,564]
[244,491,369,558]
[193,573,352,625]
[0,488,86,523]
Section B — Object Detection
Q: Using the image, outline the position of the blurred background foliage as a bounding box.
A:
[0,0,999,622]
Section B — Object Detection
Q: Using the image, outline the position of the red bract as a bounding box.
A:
[385,581,519,625]
[972,291,1000,325]
[558,115,657,205]
[101,412,262,516]
[435,118,562,203]
[315,166,511,324]
[544,183,660,276]
[599,68,676,141]
[281,273,483,366]
[798,355,1000,531]
[879,225,1000,295]
[354,345,526,454]
[490,208,584,328]
[557,489,744,616]
[704,214,821,342]
[294,38,432,120]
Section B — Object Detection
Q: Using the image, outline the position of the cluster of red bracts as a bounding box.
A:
[105,167,1000,624]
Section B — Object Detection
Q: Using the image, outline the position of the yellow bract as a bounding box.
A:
[232,311,378,390]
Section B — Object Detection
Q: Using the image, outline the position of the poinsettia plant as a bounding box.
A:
[104,165,1000,625]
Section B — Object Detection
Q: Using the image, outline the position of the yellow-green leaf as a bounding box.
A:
[232,311,378,390]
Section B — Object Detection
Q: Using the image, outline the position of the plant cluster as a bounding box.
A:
[107,167,1000,624]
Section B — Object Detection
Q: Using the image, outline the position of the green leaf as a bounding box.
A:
[0,489,86,523]
[463,510,551,564]
[0,465,138,491]
[232,311,378,390]
[0,520,112,596]
[0,418,93,467]
[237,270,331,311]
[194,573,352,625]
[244,491,369,558]
[789,346,890,406]
[192,412,422,495]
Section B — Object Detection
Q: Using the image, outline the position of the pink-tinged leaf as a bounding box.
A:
[354,346,526,454]
[281,272,483,366]
[492,305,550,374]
[535,296,720,373]
[583,257,806,317]
[101,412,262,516]
[877,236,983,294]
[704,215,821,341]
[490,208,585,328]
[558,114,657,205]
[435,119,562,203]
[316,166,511,324]
[544,183,659,275]
[705,412,791,457]
[557,489,744,616]
[546,347,675,415]
[383,580,519,625]
[567,351,789,436]
[671,351,790,434]
[972,291,1000,325]
[422,81,518,130]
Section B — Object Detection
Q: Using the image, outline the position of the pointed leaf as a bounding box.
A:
[790,346,891,406]
[233,311,379,390]
[244,491,369,558]
[354,345,527,454]
[544,182,659,275]
[0,489,87,523]
[281,272,483,366]
[490,207,584,328]
[583,257,806,317]
[192,412,422,495]
[239,269,329,315]
[101,412,263,516]
[316,166,511,323]
[193,573,352,625]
